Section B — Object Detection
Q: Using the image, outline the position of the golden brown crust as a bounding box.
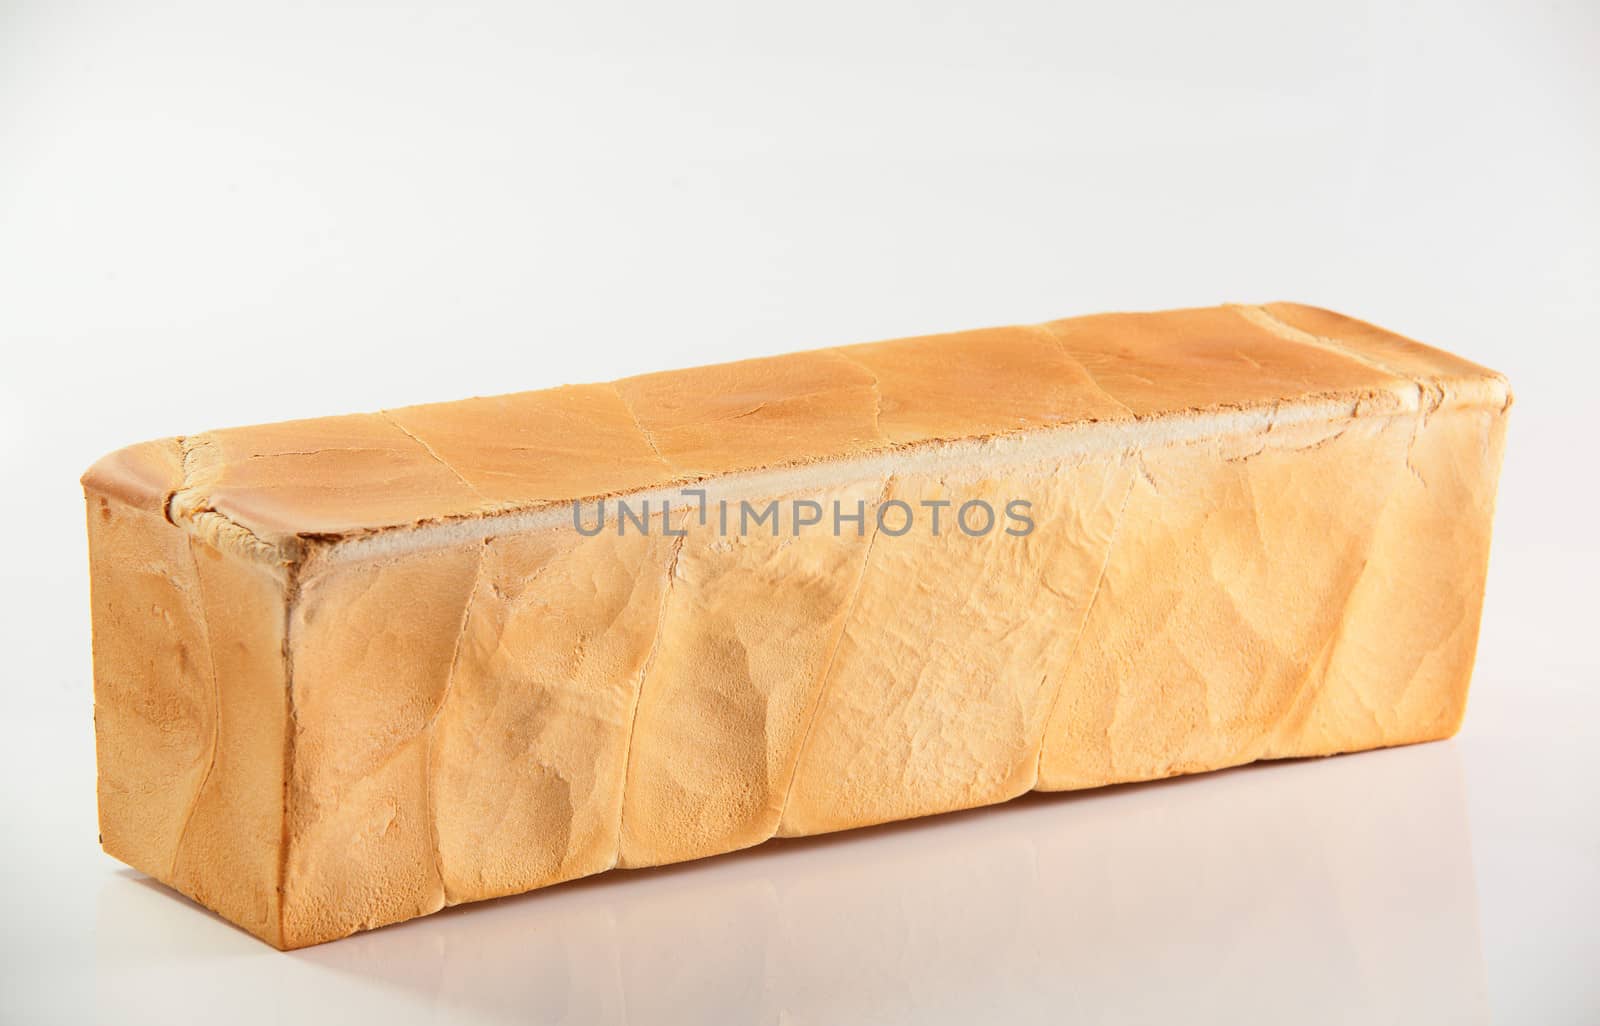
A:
[81,303,1512,948]
[80,437,184,518]
[86,304,1508,562]
[86,495,290,945]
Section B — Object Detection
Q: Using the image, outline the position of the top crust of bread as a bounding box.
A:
[81,303,1509,566]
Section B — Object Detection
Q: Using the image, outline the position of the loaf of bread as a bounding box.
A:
[82,303,1510,948]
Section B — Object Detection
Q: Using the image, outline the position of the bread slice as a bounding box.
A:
[81,303,1511,948]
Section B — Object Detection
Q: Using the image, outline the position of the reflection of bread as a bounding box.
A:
[82,303,1511,948]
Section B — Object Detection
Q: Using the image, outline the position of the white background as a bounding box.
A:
[2,1,1596,1022]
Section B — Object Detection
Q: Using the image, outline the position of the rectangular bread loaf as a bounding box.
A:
[82,303,1511,948]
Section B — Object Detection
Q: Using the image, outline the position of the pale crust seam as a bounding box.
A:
[167,434,299,569]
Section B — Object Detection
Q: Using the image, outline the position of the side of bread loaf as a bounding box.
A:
[86,439,292,941]
[83,304,1510,947]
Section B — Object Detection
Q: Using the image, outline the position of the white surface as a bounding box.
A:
[1,1,1595,1022]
